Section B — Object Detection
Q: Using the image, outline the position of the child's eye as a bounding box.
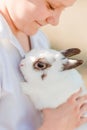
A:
[49,4,55,10]
[47,2,55,10]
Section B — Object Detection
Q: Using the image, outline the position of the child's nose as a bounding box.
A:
[46,9,63,26]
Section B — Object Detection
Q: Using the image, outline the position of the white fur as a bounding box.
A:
[20,48,87,130]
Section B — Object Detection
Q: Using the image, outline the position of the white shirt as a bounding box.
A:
[0,14,50,130]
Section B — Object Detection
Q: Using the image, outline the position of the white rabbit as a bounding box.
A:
[20,48,87,130]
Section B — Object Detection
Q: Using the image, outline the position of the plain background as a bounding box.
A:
[42,0,87,86]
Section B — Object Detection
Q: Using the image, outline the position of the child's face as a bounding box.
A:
[6,0,76,35]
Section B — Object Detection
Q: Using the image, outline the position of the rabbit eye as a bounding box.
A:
[34,61,48,70]
[33,59,51,70]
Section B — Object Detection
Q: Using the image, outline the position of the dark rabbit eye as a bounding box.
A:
[34,61,47,70]
[33,59,51,70]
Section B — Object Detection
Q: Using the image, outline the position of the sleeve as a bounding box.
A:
[0,44,6,96]
[30,30,51,49]
[0,57,3,94]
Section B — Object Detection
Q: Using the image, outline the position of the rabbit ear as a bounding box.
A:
[61,48,81,57]
[63,59,83,70]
